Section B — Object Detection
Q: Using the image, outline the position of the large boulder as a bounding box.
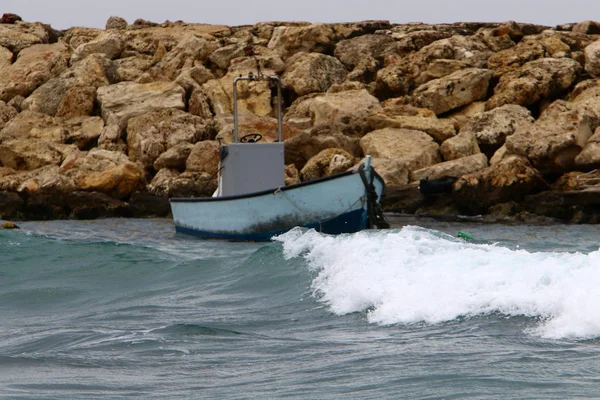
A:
[282,53,347,96]
[1,110,66,143]
[153,143,194,171]
[452,155,548,213]
[149,34,218,81]
[410,68,493,115]
[0,43,69,102]
[185,140,220,175]
[96,81,185,129]
[460,104,535,153]
[63,117,105,150]
[59,149,145,199]
[367,103,457,143]
[360,128,441,186]
[440,131,481,161]
[334,34,395,81]
[284,124,362,169]
[284,88,381,133]
[486,58,581,110]
[300,148,355,181]
[584,40,600,77]
[268,23,336,60]
[0,139,72,171]
[412,153,488,182]
[126,108,210,169]
[70,31,124,63]
[0,22,51,54]
[148,168,216,198]
[506,100,599,173]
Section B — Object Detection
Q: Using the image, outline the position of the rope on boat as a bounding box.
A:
[358,165,390,230]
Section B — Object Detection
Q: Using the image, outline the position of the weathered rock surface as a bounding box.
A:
[453,155,548,213]
[360,128,441,185]
[585,40,600,77]
[412,153,488,182]
[411,68,493,115]
[126,108,210,169]
[486,58,581,110]
[97,81,185,129]
[300,148,354,181]
[283,53,347,96]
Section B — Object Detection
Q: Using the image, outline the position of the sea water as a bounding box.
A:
[2,217,600,399]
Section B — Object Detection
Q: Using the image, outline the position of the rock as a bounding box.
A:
[285,164,300,186]
[189,88,213,119]
[126,108,210,169]
[174,66,215,95]
[300,148,354,181]
[334,34,395,81]
[0,43,69,102]
[106,16,128,30]
[572,20,600,34]
[0,22,50,54]
[148,168,216,198]
[282,53,347,96]
[440,131,481,161]
[1,221,19,229]
[284,124,362,169]
[0,139,66,170]
[0,14,22,24]
[59,149,145,199]
[360,128,441,186]
[208,43,247,71]
[452,155,548,213]
[113,56,154,82]
[21,78,70,115]
[411,68,493,115]
[285,89,381,133]
[446,101,486,130]
[185,140,220,175]
[575,127,600,168]
[460,104,535,153]
[97,125,126,152]
[63,117,105,150]
[0,101,18,130]
[97,81,185,129]
[486,58,581,110]
[506,100,599,173]
[71,31,124,63]
[56,86,97,119]
[268,24,337,60]
[1,110,66,143]
[412,153,488,182]
[0,46,11,68]
[150,35,218,81]
[584,40,600,77]
[153,143,194,171]
[367,106,457,143]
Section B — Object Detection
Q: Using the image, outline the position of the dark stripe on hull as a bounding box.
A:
[174,208,367,241]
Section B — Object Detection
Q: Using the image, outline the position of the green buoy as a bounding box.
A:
[457,231,473,240]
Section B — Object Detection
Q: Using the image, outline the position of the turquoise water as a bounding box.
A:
[2,217,600,399]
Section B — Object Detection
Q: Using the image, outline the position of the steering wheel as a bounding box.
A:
[240,133,263,143]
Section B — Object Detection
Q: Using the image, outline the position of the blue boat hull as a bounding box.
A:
[170,166,384,241]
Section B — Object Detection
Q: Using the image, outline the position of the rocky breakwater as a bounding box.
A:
[1,14,600,222]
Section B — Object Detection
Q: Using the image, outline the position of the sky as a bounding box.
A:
[4,0,600,30]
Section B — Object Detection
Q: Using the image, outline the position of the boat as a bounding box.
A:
[169,72,389,241]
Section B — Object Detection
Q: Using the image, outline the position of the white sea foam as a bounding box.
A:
[276,226,600,340]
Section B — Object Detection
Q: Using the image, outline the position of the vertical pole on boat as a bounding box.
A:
[274,76,283,142]
[233,77,240,143]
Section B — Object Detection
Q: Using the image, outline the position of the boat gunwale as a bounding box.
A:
[170,168,384,204]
